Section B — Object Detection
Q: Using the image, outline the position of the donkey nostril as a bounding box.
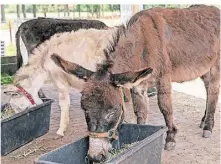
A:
[96,125,105,133]
[96,154,106,162]
[88,154,106,163]
[100,154,106,161]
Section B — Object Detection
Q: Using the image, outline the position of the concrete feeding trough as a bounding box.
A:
[1,99,53,155]
[35,124,167,164]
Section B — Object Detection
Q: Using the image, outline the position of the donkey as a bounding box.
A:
[16,18,108,98]
[16,17,107,69]
[51,5,220,162]
[3,27,118,136]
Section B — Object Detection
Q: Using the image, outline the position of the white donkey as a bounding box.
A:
[3,28,117,136]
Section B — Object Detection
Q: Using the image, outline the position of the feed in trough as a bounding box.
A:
[108,142,139,160]
[1,104,23,120]
[89,141,139,163]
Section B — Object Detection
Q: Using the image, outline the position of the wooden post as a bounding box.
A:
[132,5,140,14]
[9,21,12,44]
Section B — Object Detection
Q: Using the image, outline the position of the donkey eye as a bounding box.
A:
[4,91,21,98]
[4,91,17,96]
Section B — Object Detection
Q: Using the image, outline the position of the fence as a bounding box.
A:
[1,41,5,56]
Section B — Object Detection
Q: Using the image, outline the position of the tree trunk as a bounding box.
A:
[98,5,101,18]
[57,5,60,17]
[111,5,113,19]
[78,5,80,17]
[87,6,89,18]
[66,5,70,16]
[101,4,104,17]
[64,5,66,17]
[1,5,6,22]
[91,5,94,18]
[33,5,37,17]
[16,5,20,18]
[22,4,26,18]
[43,8,47,17]
[73,5,75,18]
[43,5,47,17]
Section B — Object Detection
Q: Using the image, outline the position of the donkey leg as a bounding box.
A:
[131,85,149,124]
[50,74,70,136]
[57,89,70,136]
[201,61,220,138]
[157,77,177,151]
[200,73,210,128]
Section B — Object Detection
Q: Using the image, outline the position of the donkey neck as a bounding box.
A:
[15,55,48,99]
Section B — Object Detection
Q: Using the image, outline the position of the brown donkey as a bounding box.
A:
[52,5,220,162]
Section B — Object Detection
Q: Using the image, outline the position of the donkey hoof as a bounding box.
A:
[199,121,205,128]
[53,135,63,140]
[56,129,65,137]
[203,130,212,138]
[164,142,176,151]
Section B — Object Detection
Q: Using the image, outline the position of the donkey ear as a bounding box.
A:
[51,54,94,81]
[110,68,153,88]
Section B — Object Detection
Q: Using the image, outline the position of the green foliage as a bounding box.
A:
[1,74,15,85]
[106,5,120,11]
[113,5,120,11]
[76,5,81,12]
[3,4,122,13]
[4,5,16,13]
[84,5,101,17]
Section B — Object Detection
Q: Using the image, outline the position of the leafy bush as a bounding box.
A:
[1,74,15,85]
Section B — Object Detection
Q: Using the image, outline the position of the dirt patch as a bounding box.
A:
[1,84,220,164]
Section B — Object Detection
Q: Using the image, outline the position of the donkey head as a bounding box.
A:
[52,55,152,162]
[2,67,44,111]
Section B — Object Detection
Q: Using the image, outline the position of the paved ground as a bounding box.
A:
[172,78,221,103]
[1,84,220,164]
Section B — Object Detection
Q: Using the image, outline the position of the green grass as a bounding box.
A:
[1,74,15,85]
[5,44,16,56]
[0,23,10,30]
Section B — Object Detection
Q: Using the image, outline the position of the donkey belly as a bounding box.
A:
[168,36,219,82]
[171,56,217,82]
[171,66,209,82]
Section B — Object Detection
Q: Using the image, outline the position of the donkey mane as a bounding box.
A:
[101,17,140,76]
[103,25,125,57]
[103,13,140,58]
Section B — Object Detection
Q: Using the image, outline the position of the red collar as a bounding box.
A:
[16,86,36,105]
